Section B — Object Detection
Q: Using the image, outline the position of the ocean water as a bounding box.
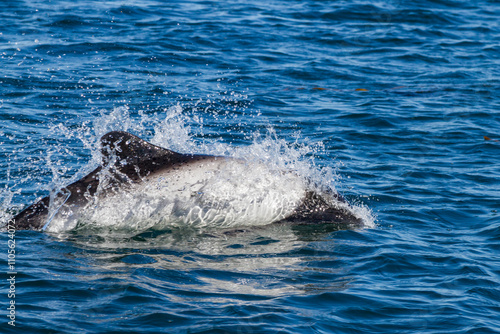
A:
[1,0,500,333]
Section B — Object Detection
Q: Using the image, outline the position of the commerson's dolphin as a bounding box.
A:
[11,131,363,232]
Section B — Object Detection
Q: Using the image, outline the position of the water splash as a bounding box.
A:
[3,103,375,232]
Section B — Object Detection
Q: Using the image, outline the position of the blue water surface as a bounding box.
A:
[1,0,500,333]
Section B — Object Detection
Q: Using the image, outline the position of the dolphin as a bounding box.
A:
[10,131,363,231]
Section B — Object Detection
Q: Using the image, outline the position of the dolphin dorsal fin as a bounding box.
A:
[100,131,178,168]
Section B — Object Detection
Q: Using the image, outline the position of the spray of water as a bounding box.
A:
[1,103,375,233]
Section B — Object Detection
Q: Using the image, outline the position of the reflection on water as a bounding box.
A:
[39,223,356,299]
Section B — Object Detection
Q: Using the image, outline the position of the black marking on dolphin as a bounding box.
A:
[11,131,363,231]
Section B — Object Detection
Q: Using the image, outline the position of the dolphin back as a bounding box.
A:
[11,131,366,231]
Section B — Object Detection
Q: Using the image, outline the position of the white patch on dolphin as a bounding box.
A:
[11,131,366,232]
